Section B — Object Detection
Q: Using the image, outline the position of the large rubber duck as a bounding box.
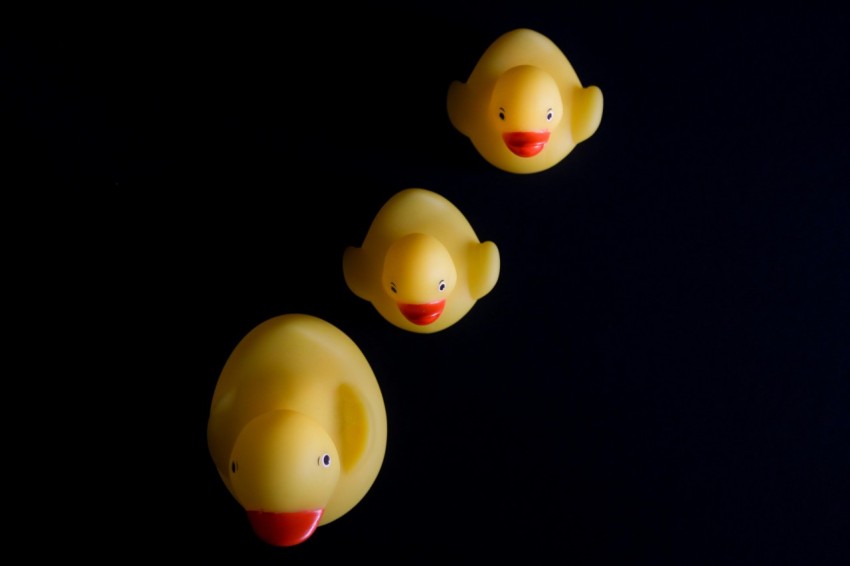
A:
[343,188,500,334]
[447,28,603,174]
[207,314,387,547]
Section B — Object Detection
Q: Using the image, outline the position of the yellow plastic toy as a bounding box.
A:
[207,314,387,547]
[447,28,603,174]
[343,188,500,334]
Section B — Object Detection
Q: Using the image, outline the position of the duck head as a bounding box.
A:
[229,411,341,547]
[490,65,564,158]
[382,233,458,326]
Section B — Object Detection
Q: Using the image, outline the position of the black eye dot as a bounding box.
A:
[438,280,446,291]
[499,111,505,120]
[547,110,554,121]
[231,461,238,473]
[319,454,331,467]
[390,283,397,293]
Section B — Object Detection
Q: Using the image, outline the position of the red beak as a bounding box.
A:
[502,131,550,157]
[246,509,324,546]
[398,299,446,325]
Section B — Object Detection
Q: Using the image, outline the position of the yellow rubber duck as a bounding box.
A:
[343,188,500,334]
[207,314,387,546]
[447,28,603,174]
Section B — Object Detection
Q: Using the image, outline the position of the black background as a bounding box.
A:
[6,4,849,564]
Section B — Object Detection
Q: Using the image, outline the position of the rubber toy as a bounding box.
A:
[207,314,387,547]
[447,28,603,174]
[343,188,500,334]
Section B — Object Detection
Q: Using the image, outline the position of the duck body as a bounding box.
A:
[343,188,500,334]
[207,313,387,546]
[447,28,603,174]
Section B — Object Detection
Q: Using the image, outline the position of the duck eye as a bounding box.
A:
[498,107,505,121]
[438,280,446,292]
[390,282,397,294]
[319,454,332,468]
[546,109,554,121]
[231,460,238,474]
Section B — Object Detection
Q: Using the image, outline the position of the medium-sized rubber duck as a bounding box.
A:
[343,188,500,334]
[447,28,603,174]
[207,314,387,546]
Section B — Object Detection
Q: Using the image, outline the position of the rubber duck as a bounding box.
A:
[207,314,387,547]
[447,28,603,174]
[343,188,500,333]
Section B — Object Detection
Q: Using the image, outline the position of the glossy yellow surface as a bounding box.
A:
[343,188,500,333]
[208,314,387,546]
[447,28,603,174]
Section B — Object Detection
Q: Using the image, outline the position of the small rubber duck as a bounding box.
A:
[207,314,387,546]
[447,28,603,174]
[343,188,500,333]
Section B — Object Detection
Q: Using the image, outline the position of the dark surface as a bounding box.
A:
[7,5,849,564]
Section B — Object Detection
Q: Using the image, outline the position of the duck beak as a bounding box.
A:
[246,509,324,546]
[397,299,446,325]
[502,131,550,157]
